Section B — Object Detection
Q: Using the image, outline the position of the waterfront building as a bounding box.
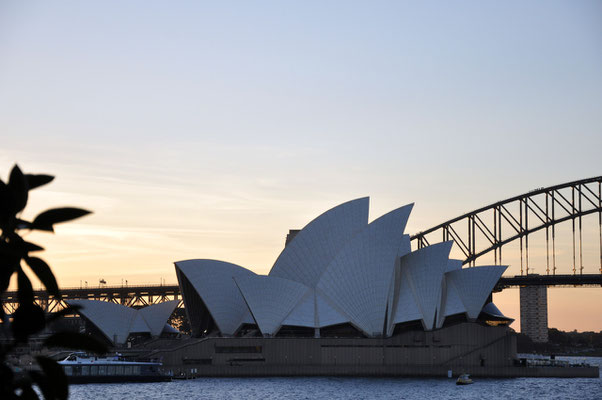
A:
[57,198,598,378]
[175,198,510,340]
[151,198,568,377]
[520,285,549,343]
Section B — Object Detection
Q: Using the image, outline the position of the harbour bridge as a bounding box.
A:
[410,175,602,289]
[410,176,602,342]
[2,176,601,342]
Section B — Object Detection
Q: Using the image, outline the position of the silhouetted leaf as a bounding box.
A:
[2,235,44,266]
[44,332,108,354]
[0,362,14,388]
[35,356,68,400]
[17,269,34,305]
[24,241,44,252]
[46,305,81,324]
[25,257,60,298]
[0,165,94,398]
[0,180,10,227]
[8,165,28,213]
[0,258,16,292]
[1,233,27,262]
[17,382,39,400]
[31,208,92,232]
[30,371,51,400]
[12,304,45,342]
[16,219,32,230]
[25,174,54,190]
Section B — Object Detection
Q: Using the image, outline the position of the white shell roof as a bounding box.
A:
[175,259,256,335]
[435,260,467,328]
[138,300,180,336]
[315,291,350,328]
[68,300,136,344]
[175,199,511,338]
[385,234,413,335]
[280,289,351,328]
[129,313,149,333]
[399,241,453,330]
[481,302,512,320]
[67,299,178,344]
[316,204,413,337]
[392,268,423,325]
[446,259,463,272]
[269,197,369,287]
[235,275,310,336]
[442,274,467,316]
[239,308,255,325]
[446,265,507,319]
[281,289,316,327]
[162,323,180,334]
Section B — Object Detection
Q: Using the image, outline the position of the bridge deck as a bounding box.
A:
[496,274,602,290]
[0,284,181,314]
[2,275,600,312]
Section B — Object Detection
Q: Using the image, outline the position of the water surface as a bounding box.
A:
[67,356,602,400]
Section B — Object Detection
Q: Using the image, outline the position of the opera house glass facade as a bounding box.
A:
[176,198,510,340]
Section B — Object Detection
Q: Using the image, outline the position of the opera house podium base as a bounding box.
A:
[152,323,598,379]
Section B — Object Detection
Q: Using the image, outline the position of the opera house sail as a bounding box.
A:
[67,300,180,345]
[175,198,509,340]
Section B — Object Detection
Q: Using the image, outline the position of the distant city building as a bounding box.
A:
[520,285,549,343]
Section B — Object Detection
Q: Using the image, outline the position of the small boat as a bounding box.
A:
[456,373,473,385]
[58,352,171,384]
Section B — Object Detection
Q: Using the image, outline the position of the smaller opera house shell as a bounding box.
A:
[67,299,180,345]
[175,198,511,340]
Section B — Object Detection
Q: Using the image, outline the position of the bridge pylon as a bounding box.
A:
[519,284,549,343]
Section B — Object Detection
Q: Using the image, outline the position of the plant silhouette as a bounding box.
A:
[0,165,108,399]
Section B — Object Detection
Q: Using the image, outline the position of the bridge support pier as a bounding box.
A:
[520,285,549,343]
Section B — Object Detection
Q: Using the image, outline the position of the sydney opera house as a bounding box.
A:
[175,198,509,339]
[62,198,600,377]
[150,198,527,377]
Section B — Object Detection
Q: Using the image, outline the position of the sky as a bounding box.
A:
[0,1,601,332]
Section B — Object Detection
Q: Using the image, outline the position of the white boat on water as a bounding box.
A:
[456,373,473,385]
[58,352,171,384]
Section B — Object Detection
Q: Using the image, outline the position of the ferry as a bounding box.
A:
[58,352,171,383]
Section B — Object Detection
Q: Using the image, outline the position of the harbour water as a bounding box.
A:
[67,356,602,400]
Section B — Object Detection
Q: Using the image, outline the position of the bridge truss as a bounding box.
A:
[411,176,602,275]
[1,284,181,316]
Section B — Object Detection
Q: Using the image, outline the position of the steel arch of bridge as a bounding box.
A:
[411,176,602,275]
